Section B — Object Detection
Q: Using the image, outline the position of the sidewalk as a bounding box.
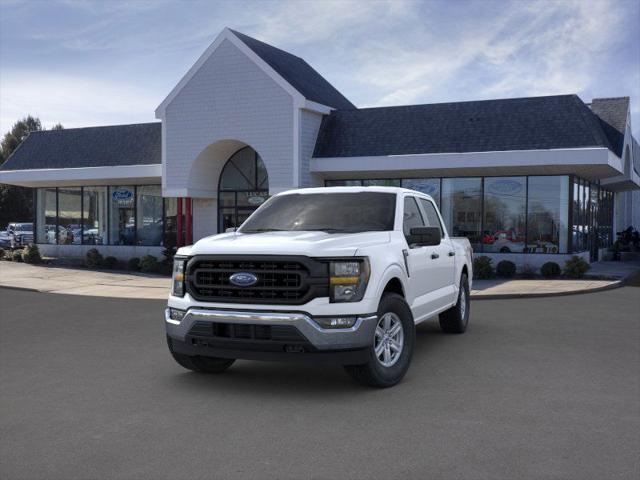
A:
[0,260,637,300]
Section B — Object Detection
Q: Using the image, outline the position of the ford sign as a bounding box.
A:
[229,272,258,287]
[112,189,133,200]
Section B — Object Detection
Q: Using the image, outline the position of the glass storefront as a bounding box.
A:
[218,146,269,232]
[35,185,174,247]
[325,175,612,254]
[483,177,526,253]
[441,178,482,251]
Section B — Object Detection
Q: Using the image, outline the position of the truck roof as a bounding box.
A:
[277,186,427,196]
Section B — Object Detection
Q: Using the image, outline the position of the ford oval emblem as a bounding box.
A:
[229,272,258,287]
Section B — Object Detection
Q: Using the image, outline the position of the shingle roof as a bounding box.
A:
[313,94,616,158]
[230,29,355,110]
[589,97,629,157]
[1,122,161,171]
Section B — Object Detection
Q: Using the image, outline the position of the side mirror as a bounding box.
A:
[407,226,441,247]
[225,227,237,233]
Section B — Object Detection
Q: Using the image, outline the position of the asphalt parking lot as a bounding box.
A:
[1,286,638,480]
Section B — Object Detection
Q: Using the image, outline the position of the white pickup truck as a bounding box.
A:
[166,187,473,387]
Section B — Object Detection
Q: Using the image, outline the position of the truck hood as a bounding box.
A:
[180,231,392,257]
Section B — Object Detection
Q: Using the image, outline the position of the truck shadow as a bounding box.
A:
[164,318,470,397]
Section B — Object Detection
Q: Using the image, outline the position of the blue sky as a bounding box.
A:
[1,0,639,137]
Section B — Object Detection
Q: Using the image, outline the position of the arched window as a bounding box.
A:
[218,146,269,232]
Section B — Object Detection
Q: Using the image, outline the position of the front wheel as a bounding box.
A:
[439,273,470,333]
[344,293,415,388]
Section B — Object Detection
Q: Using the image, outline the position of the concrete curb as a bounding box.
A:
[471,279,623,300]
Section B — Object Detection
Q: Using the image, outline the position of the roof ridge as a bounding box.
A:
[350,94,578,112]
[29,122,160,134]
[228,29,304,61]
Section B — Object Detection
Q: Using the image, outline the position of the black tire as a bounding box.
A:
[344,293,415,388]
[167,336,235,373]
[439,273,470,334]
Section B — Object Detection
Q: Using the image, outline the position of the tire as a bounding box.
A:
[167,336,235,373]
[344,293,415,388]
[499,247,511,253]
[439,273,470,334]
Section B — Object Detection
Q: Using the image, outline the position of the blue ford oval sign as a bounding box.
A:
[229,272,258,287]
[112,189,133,200]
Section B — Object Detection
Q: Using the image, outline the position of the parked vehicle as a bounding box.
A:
[6,223,34,249]
[166,187,473,387]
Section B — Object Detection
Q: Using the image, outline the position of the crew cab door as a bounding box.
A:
[417,198,457,306]
[401,196,445,321]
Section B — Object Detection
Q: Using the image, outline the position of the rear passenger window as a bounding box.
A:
[419,198,443,236]
[403,197,425,236]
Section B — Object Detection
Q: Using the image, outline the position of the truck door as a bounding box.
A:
[418,198,457,307]
[402,196,442,321]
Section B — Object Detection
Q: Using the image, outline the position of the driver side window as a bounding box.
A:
[403,197,425,237]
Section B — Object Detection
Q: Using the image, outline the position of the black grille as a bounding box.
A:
[186,256,329,304]
[188,321,307,343]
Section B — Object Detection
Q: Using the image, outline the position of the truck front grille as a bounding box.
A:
[188,321,307,342]
[186,256,329,305]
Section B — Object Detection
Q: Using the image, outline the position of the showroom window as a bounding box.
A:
[441,178,482,251]
[57,187,82,245]
[82,187,107,245]
[325,174,609,254]
[136,185,163,246]
[483,177,526,254]
[526,176,569,254]
[35,185,174,247]
[35,188,57,244]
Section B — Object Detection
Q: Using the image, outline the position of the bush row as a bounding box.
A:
[472,255,590,280]
[83,249,171,275]
[0,244,42,264]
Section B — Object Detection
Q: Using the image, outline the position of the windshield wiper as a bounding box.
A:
[240,228,288,233]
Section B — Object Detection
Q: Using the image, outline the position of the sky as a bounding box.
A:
[1,0,639,138]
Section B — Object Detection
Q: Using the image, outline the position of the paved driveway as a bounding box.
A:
[1,287,638,480]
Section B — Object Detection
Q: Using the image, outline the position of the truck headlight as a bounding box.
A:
[172,257,187,297]
[329,259,370,303]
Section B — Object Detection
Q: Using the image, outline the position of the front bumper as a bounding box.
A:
[165,308,377,363]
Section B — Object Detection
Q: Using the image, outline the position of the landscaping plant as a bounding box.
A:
[564,256,590,279]
[85,248,103,268]
[473,256,493,279]
[102,256,118,269]
[540,262,561,278]
[21,244,42,264]
[128,257,141,271]
[496,260,516,278]
[0,248,5,260]
[140,255,159,273]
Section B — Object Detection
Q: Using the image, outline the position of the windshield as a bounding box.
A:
[15,224,33,231]
[239,192,396,234]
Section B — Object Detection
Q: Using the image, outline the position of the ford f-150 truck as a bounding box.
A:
[166,187,473,387]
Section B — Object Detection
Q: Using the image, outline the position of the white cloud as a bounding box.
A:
[0,72,158,132]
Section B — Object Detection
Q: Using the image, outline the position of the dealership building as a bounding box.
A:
[1,28,638,266]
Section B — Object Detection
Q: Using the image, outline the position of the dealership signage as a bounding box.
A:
[112,188,134,207]
[488,179,523,195]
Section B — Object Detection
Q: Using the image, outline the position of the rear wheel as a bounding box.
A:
[439,273,470,333]
[167,336,235,373]
[344,293,414,388]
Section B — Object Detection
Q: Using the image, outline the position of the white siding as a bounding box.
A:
[299,109,324,187]
[192,198,217,241]
[163,39,294,195]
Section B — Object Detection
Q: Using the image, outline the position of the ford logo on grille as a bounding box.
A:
[229,272,258,287]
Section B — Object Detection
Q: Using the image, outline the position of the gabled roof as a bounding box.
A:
[313,94,615,158]
[589,97,629,157]
[228,30,355,110]
[1,122,161,171]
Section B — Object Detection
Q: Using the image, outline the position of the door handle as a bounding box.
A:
[431,253,439,259]
[448,251,455,256]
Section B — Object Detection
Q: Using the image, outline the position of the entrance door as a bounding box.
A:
[217,147,269,232]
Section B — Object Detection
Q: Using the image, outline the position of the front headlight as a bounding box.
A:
[329,258,370,303]
[172,257,187,297]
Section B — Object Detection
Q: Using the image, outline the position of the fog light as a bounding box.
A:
[168,308,186,323]
[314,316,357,329]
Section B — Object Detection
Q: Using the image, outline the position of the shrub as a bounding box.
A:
[564,256,590,279]
[21,244,42,264]
[103,256,118,269]
[519,264,537,279]
[540,262,561,278]
[0,248,5,260]
[12,250,23,262]
[85,248,103,268]
[496,260,516,278]
[128,257,141,271]
[473,256,493,279]
[140,255,159,273]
